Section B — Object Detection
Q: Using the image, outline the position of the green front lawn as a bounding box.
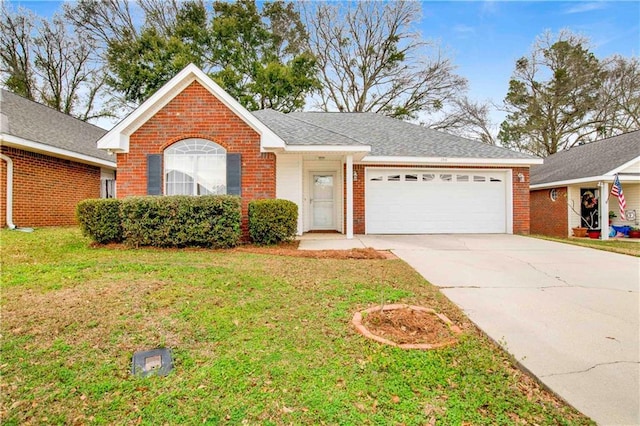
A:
[1,228,592,425]
[531,235,640,257]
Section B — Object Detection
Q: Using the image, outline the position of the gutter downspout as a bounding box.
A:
[0,153,16,229]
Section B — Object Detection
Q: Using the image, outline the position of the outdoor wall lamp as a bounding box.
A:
[517,173,525,183]
[353,170,358,181]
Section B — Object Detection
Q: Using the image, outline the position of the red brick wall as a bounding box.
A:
[0,152,5,228]
[512,167,530,235]
[530,187,568,237]
[116,81,276,234]
[0,146,101,227]
[350,165,531,235]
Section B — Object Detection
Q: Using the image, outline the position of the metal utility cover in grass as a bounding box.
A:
[131,348,173,377]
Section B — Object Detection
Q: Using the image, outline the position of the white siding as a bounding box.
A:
[567,186,583,230]
[275,154,303,235]
[610,182,640,228]
[567,182,640,233]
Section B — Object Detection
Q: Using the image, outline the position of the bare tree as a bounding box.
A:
[594,55,640,137]
[428,97,496,144]
[0,5,36,99]
[302,1,467,120]
[0,5,112,121]
[62,0,139,46]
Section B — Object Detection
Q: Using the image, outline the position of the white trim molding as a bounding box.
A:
[609,155,640,175]
[531,174,640,190]
[345,154,354,239]
[360,155,542,166]
[1,134,117,169]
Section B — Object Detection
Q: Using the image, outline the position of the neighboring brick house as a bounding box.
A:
[98,64,541,237]
[530,131,640,239]
[0,89,116,228]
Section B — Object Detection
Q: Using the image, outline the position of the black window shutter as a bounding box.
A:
[147,154,162,195]
[226,153,241,196]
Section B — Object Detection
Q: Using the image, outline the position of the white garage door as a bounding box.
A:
[366,169,508,234]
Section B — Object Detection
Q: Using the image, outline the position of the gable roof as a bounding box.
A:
[253,109,539,163]
[97,64,285,153]
[530,131,640,187]
[0,89,114,167]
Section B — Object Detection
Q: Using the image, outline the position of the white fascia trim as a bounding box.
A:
[530,177,608,189]
[608,155,640,175]
[283,145,371,153]
[1,134,117,169]
[96,63,286,153]
[360,155,543,166]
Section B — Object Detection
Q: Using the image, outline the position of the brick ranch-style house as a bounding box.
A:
[97,64,542,237]
[530,131,640,239]
[0,89,116,228]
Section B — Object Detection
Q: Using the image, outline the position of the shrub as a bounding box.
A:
[249,199,298,245]
[120,195,241,248]
[76,199,123,244]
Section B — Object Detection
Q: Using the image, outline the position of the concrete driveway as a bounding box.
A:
[300,234,640,425]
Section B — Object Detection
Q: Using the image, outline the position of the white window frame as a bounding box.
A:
[164,138,227,196]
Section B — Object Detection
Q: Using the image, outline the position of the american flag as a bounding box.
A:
[610,174,627,220]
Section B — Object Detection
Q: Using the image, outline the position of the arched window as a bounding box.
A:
[164,139,226,195]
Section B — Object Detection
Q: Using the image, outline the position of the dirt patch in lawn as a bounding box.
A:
[235,242,391,260]
[95,240,392,260]
[355,305,461,349]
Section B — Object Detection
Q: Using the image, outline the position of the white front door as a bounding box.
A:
[311,173,335,229]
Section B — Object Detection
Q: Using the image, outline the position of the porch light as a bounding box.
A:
[517,173,525,183]
[353,170,358,181]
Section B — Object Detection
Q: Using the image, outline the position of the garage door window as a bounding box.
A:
[474,175,486,182]
[457,174,469,182]
[440,174,453,182]
[388,175,401,181]
[405,174,418,181]
[422,173,435,182]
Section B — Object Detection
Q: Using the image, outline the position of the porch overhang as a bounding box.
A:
[531,174,640,190]
[272,144,371,161]
[360,155,543,166]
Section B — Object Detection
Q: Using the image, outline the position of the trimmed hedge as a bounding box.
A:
[249,199,298,245]
[76,198,123,244]
[120,195,242,248]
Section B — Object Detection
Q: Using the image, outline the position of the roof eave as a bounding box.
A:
[360,156,542,166]
[2,133,116,169]
[530,174,640,189]
[608,155,640,175]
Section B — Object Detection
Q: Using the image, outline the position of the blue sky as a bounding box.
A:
[9,0,640,125]
[419,1,639,107]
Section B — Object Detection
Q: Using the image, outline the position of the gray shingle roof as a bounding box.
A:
[251,109,365,147]
[253,109,536,160]
[0,89,111,162]
[530,131,640,186]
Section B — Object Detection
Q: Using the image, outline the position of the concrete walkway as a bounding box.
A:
[299,234,640,425]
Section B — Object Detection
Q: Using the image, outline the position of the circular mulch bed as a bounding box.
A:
[352,304,462,350]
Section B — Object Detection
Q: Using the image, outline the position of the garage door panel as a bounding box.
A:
[366,169,507,234]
